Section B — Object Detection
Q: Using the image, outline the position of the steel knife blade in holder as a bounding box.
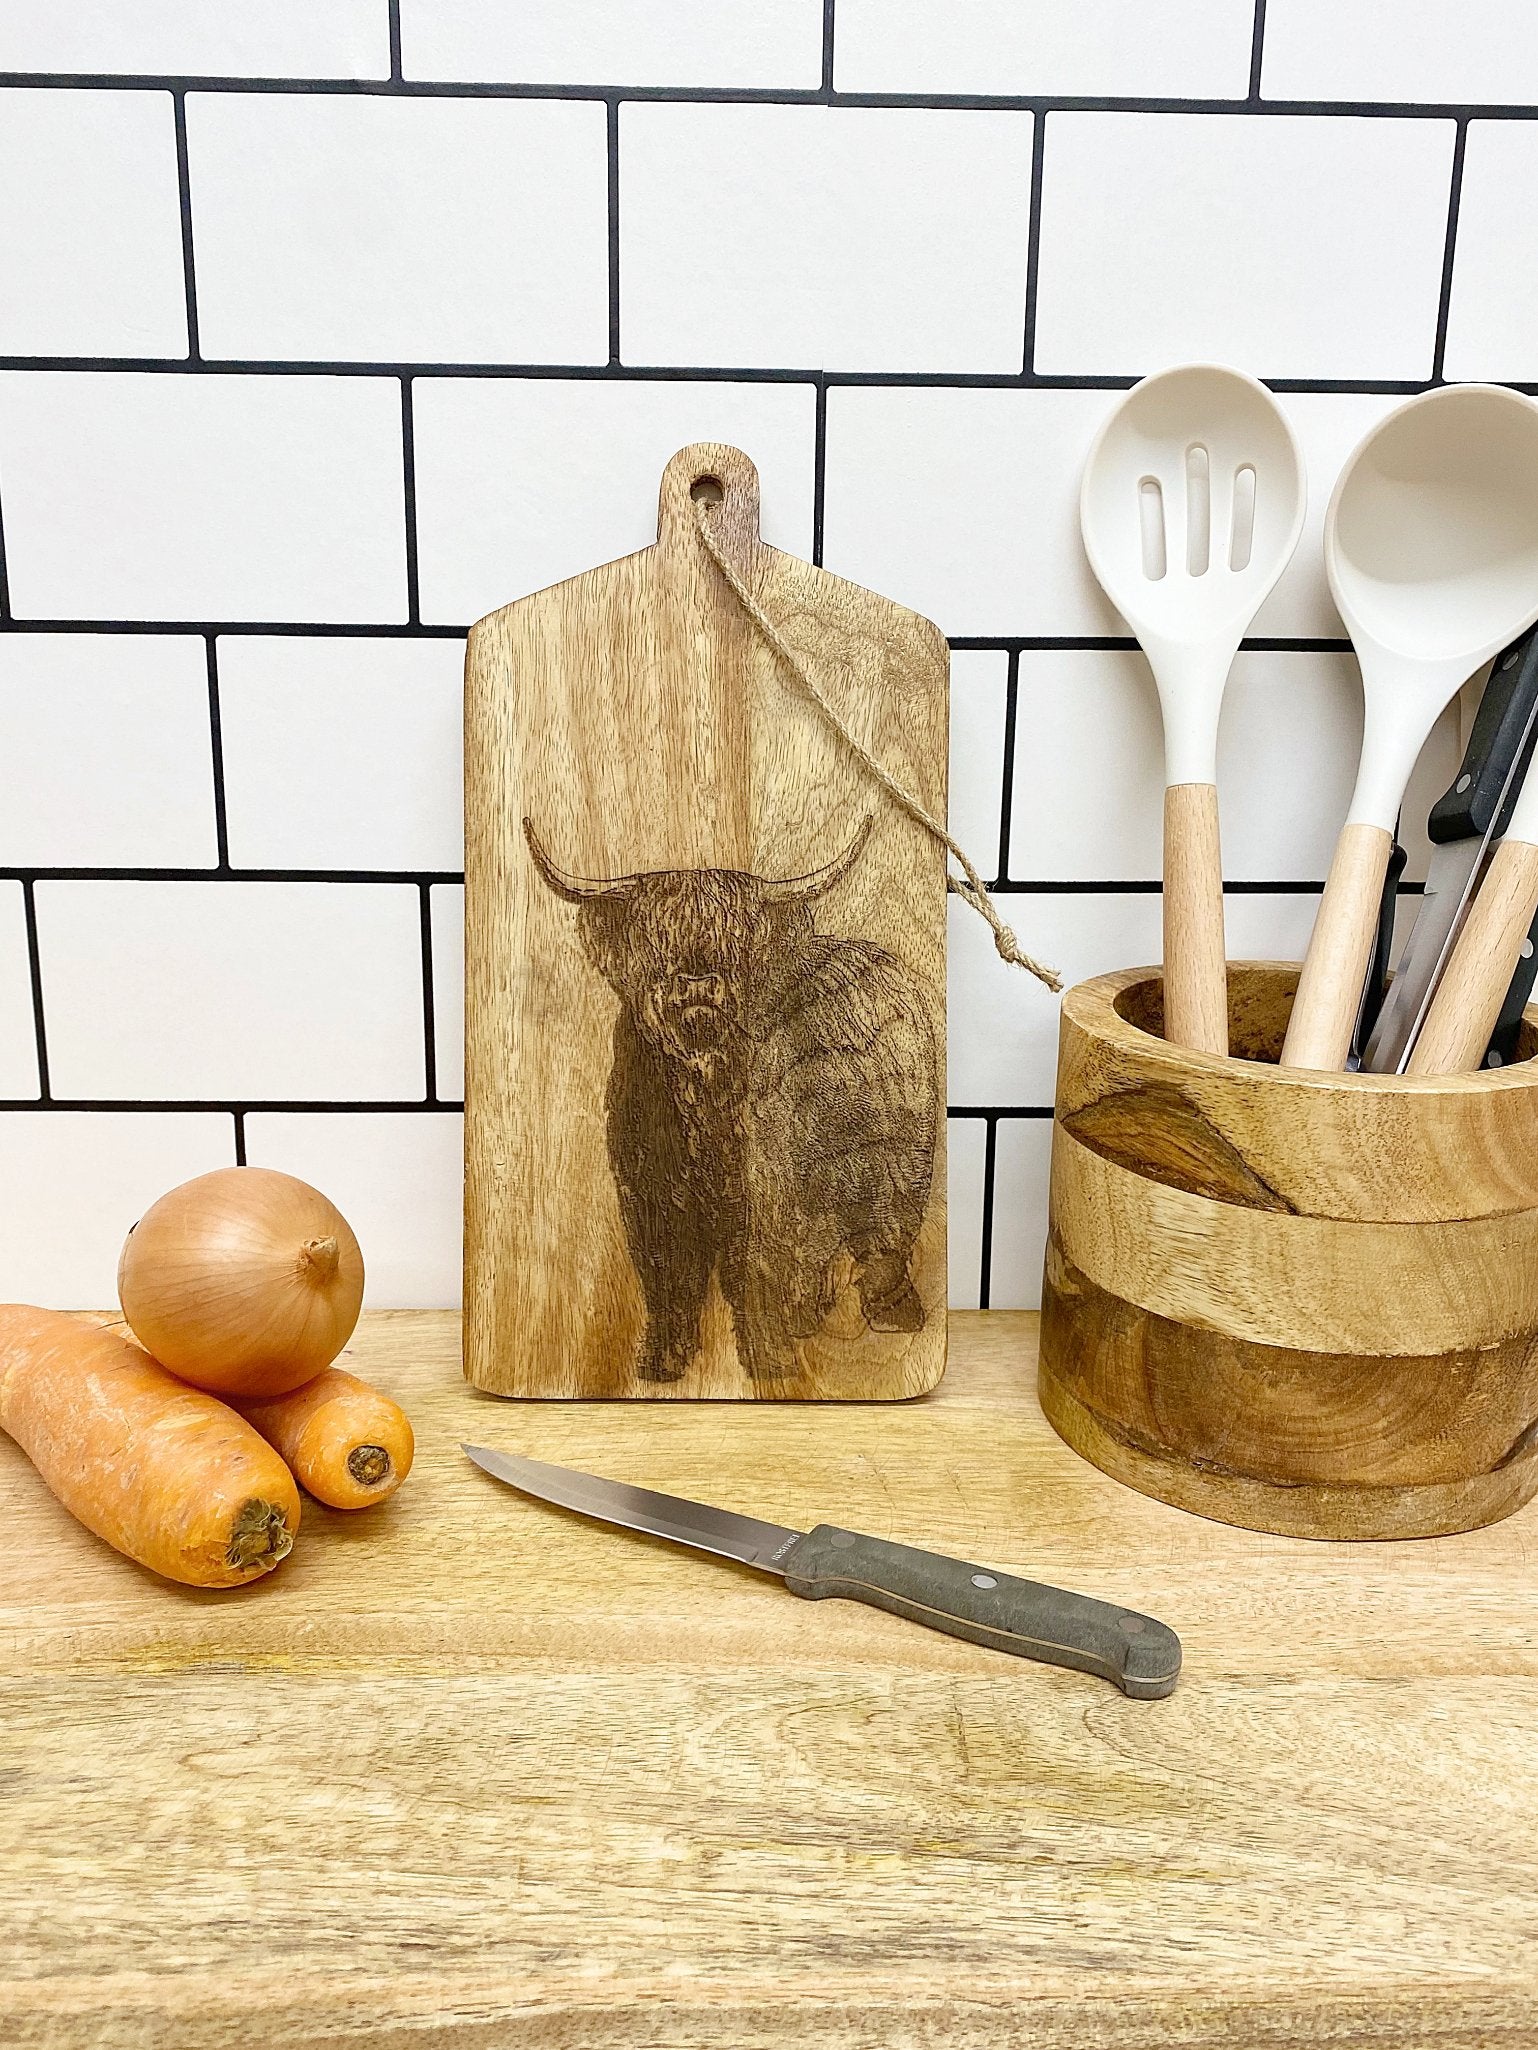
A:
[1363,624,1538,1073]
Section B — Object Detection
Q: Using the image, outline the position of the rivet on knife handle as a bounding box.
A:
[779,1526,1181,1700]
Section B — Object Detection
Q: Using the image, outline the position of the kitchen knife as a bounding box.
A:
[1349,835,1407,1068]
[1363,625,1538,1073]
[463,1444,1181,1700]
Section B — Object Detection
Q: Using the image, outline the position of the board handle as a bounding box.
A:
[657,442,761,573]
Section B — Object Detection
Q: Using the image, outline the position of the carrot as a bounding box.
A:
[0,1304,300,1587]
[233,1367,414,1510]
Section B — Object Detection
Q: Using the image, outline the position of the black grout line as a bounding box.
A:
[3,72,1537,117]
[0,449,10,622]
[20,880,51,1101]
[0,355,1497,398]
[419,882,438,1105]
[0,620,1357,651]
[203,635,230,869]
[171,90,201,362]
[948,1107,1054,1119]
[399,378,421,625]
[994,649,1020,885]
[811,377,828,566]
[606,99,622,364]
[821,0,836,98]
[232,1109,247,1164]
[0,1098,467,1115]
[1248,0,1268,103]
[976,1112,998,1309]
[0,867,463,884]
[387,0,403,85]
[1020,109,1047,376]
[951,634,1355,652]
[0,866,1384,893]
[0,619,470,638]
[1430,117,1469,384]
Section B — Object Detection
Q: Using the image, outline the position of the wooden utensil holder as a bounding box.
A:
[1038,961,1538,1539]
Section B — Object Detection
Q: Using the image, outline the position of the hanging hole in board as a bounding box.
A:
[1138,477,1167,581]
[690,474,724,507]
[1185,444,1210,576]
[1230,464,1257,572]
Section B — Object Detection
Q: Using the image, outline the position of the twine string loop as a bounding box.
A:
[693,497,1062,992]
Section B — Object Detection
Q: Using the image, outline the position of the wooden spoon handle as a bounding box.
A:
[1280,822,1393,1071]
[1162,782,1228,1056]
[1408,837,1538,1074]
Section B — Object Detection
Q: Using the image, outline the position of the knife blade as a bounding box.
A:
[1363,625,1538,1073]
[463,1444,1182,1700]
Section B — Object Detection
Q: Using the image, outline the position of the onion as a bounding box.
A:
[118,1167,365,1399]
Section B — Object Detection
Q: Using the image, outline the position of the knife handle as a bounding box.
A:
[1429,626,1538,843]
[1484,906,1538,1068]
[1408,838,1538,1074]
[1352,835,1407,1064]
[780,1525,1181,1700]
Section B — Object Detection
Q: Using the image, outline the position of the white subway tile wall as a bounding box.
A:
[186,95,610,364]
[1260,1,1538,106]
[0,882,39,1099]
[0,634,218,867]
[1444,123,1538,383]
[1033,113,1456,380]
[34,881,425,1101]
[0,3,389,80]
[0,6,1531,1310]
[0,1113,235,1308]
[217,636,464,870]
[429,883,465,1105]
[620,105,1034,372]
[0,373,407,621]
[0,89,186,357]
[411,377,817,623]
[834,1,1256,100]
[398,3,825,91]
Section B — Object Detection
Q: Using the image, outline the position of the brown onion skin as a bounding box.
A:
[118,1167,365,1399]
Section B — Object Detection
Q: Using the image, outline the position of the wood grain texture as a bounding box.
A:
[5,1311,1538,2050]
[1280,820,1394,1071]
[464,443,949,1400]
[1056,961,1538,1221]
[1160,780,1228,1056]
[1410,837,1538,1076]
[1040,964,1538,1538]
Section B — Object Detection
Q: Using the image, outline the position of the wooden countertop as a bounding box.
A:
[4,1310,1536,2048]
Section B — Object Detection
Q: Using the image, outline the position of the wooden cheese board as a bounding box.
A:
[463,442,950,1399]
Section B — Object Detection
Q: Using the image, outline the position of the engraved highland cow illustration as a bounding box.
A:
[524,815,940,1382]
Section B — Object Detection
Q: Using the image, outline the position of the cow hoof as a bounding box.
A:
[862,1281,926,1333]
[636,1354,690,1383]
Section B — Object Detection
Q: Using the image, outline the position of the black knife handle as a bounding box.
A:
[780,1525,1181,1700]
[1484,907,1538,1068]
[1353,836,1408,1061]
[1429,626,1538,843]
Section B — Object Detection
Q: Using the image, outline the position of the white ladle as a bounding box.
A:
[1281,384,1538,1071]
[1081,365,1305,1054]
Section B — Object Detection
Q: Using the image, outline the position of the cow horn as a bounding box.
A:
[523,818,640,901]
[761,815,876,903]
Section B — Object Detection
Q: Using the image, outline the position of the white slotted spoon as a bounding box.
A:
[1081,365,1306,1055]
